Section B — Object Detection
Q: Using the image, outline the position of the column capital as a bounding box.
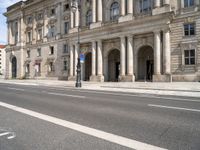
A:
[154,30,161,34]
[127,34,134,39]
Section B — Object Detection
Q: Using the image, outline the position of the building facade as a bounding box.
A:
[4,0,200,82]
[0,45,6,78]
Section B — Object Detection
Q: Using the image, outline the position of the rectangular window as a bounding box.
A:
[38,63,41,73]
[38,29,42,40]
[184,49,195,65]
[27,50,30,58]
[140,0,152,13]
[184,0,194,7]
[64,22,69,34]
[63,60,68,71]
[49,62,54,72]
[26,64,30,73]
[50,8,55,16]
[37,48,41,57]
[27,16,32,24]
[184,23,195,36]
[49,46,54,55]
[27,31,32,42]
[63,44,69,53]
[64,4,69,11]
[49,25,55,37]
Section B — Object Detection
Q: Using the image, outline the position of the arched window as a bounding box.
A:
[86,10,92,26]
[110,2,119,21]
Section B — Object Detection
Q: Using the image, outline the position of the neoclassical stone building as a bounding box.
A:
[4,0,200,82]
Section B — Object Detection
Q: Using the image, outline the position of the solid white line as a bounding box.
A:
[148,104,200,113]
[7,87,25,91]
[71,89,200,103]
[47,92,85,99]
[0,101,167,150]
[0,132,10,137]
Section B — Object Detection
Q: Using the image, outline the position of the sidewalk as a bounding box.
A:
[0,79,200,97]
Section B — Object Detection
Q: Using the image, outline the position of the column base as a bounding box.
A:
[119,75,135,82]
[68,76,76,81]
[153,74,172,82]
[90,22,102,29]
[90,75,104,82]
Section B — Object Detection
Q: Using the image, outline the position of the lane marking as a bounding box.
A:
[0,132,10,137]
[0,101,167,150]
[47,92,86,99]
[7,87,25,91]
[148,104,200,113]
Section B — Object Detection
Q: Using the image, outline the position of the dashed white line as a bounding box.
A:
[7,87,25,91]
[148,104,200,113]
[0,101,167,150]
[47,92,86,99]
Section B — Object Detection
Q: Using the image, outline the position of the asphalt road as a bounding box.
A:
[0,83,200,150]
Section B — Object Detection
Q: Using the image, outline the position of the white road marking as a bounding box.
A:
[47,92,86,99]
[71,89,200,103]
[7,132,16,139]
[0,132,10,137]
[7,87,25,91]
[148,104,200,113]
[0,101,167,150]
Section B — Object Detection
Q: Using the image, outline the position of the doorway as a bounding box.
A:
[11,56,17,78]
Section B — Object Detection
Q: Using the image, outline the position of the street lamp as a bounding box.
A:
[71,0,82,88]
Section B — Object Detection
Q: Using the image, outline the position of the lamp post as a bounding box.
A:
[71,0,82,88]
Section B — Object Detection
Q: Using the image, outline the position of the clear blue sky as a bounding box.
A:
[0,0,21,44]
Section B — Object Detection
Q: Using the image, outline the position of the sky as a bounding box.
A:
[0,0,21,45]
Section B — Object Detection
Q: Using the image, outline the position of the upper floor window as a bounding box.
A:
[49,25,55,37]
[64,4,70,11]
[37,28,42,40]
[184,0,194,7]
[27,31,32,43]
[37,13,43,20]
[27,16,32,24]
[64,22,69,34]
[140,0,152,13]
[86,10,92,26]
[49,46,54,55]
[184,23,195,36]
[37,48,41,57]
[63,44,69,53]
[110,2,119,21]
[50,8,56,16]
[184,49,195,65]
[26,50,30,58]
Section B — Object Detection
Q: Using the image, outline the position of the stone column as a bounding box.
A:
[44,10,49,39]
[154,31,161,75]
[7,22,10,44]
[163,29,171,74]
[70,44,74,76]
[92,0,96,23]
[91,41,96,76]
[70,11,74,28]
[18,18,20,43]
[154,0,160,8]
[121,0,125,16]
[120,36,126,76]
[97,40,103,76]
[56,3,62,36]
[97,0,103,21]
[127,35,133,75]
[75,8,79,27]
[127,0,133,14]
[74,44,78,76]
[164,0,170,5]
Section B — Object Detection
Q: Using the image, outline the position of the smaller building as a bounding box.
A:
[0,45,6,78]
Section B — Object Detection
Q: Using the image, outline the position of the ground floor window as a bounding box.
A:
[63,60,68,71]
[48,62,54,72]
[184,49,195,65]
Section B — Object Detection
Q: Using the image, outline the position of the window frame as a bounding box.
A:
[184,49,196,65]
[184,23,195,36]
[110,2,120,21]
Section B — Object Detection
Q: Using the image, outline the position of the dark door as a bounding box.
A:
[115,62,120,81]
[146,60,153,81]
[12,57,17,78]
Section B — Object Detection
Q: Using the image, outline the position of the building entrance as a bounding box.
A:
[11,56,17,78]
[138,46,154,81]
[84,52,92,81]
[108,49,120,82]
